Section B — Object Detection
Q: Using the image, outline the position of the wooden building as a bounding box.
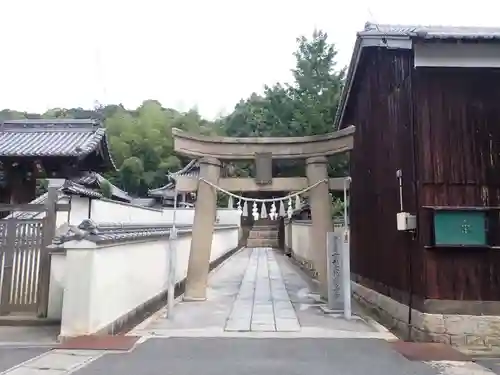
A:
[0,119,116,205]
[337,23,500,343]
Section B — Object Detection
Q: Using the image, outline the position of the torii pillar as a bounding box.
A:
[184,157,221,300]
[306,156,334,298]
[171,126,354,301]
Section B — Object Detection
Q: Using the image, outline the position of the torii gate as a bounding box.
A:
[171,126,355,299]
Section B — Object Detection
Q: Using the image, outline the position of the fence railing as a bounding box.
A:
[0,182,68,316]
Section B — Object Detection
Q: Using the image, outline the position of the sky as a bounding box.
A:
[0,0,499,120]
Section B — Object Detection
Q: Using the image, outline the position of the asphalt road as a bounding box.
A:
[0,347,47,373]
[73,338,438,375]
[476,358,500,374]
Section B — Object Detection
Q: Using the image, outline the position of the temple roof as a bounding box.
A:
[0,119,116,171]
[73,172,132,202]
[3,171,135,220]
[148,160,200,198]
[62,180,104,199]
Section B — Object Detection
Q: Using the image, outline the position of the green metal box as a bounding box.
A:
[433,210,487,246]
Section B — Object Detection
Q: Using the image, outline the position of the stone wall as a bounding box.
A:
[353,281,500,348]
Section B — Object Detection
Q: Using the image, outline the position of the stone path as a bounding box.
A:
[225,248,300,332]
[132,247,393,339]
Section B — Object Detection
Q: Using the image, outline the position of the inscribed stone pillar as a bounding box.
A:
[184,157,221,301]
[306,156,333,298]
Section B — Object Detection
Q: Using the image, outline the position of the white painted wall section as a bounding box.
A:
[56,226,239,337]
[414,42,500,68]
[68,196,240,226]
[284,220,346,264]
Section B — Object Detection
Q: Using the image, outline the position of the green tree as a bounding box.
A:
[289,30,345,136]
[99,180,113,199]
[119,157,145,195]
[222,29,347,178]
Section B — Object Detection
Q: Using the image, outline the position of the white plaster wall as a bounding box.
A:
[68,196,91,225]
[284,222,291,249]
[286,220,347,264]
[290,221,313,261]
[90,199,165,223]
[57,227,239,337]
[215,209,242,226]
[160,208,240,226]
[47,252,66,320]
[414,42,500,68]
[68,197,240,226]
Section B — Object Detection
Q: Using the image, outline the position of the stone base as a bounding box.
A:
[182,296,207,302]
[352,281,500,348]
[319,305,343,314]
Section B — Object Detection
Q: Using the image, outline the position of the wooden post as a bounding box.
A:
[0,220,16,315]
[36,180,62,317]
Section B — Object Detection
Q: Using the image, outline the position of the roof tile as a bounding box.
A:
[361,22,500,40]
[0,119,113,161]
[148,160,200,197]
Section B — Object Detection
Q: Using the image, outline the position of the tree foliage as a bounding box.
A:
[99,179,113,199]
[221,30,348,178]
[0,29,349,197]
[0,102,220,196]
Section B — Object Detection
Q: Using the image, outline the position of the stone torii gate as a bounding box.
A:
[171,126,355,299]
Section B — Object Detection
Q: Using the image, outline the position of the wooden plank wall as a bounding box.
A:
[414,68,500,301]
[343,48,424,305]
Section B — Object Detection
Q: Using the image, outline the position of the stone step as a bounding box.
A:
[246,238,279,248]
[250,226,278,230]
[254,219,276,225]
[248,230,279,239]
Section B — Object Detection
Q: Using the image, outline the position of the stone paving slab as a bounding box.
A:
[225,247,300,332]
[225,248,300,332]
[132,247,395,339]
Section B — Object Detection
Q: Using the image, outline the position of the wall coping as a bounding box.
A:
[94,197,238,212]
[51,219,239,248]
